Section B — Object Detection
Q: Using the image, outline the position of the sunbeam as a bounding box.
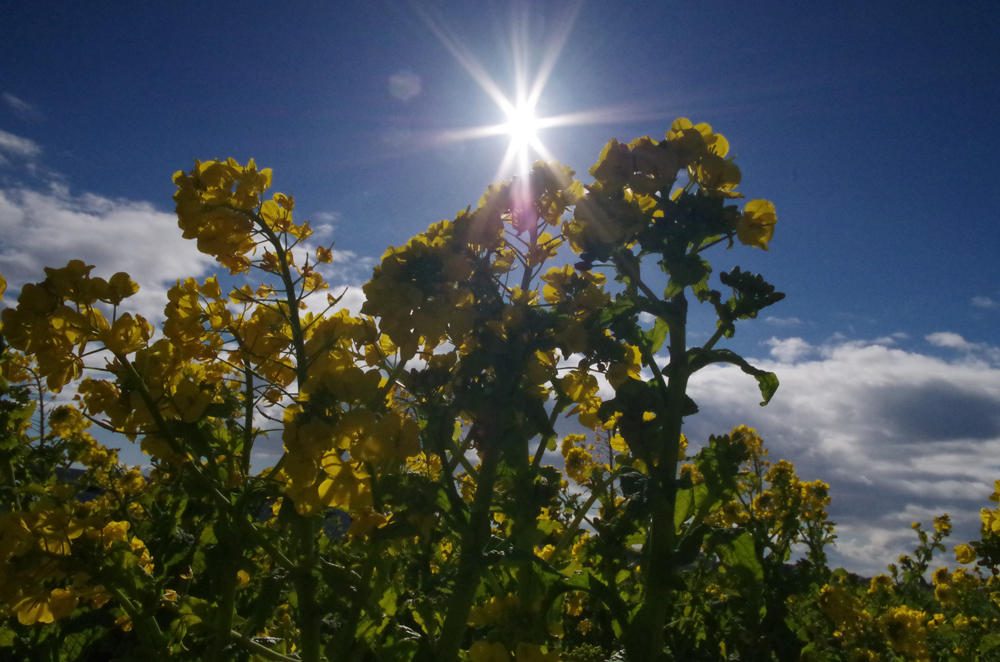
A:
[413,2,594,179]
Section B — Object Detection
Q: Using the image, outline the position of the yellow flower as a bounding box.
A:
[955,543,977,564]
[933,514,952,534]
[534,544,555,560]
[15,588,79,625]
[878,606,929,660]
[564,447,595,484]
[115,613,133,632]
[515,643,558,662]
[346,507,388,538]
[735,199,777,251]
[868,574,895,596]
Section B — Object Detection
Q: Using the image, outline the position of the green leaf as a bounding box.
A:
[587,574,630,630]
[644,317,669,354]
[595,295,636,329]
[674,487,692,531]
[379,585,399,617]
[753,371,779,405]
[981,634,1000,654]
[687,347,779,405]
[717,531,763,581]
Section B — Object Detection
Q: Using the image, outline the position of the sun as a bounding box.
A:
[414,3,630,180]
[499,100,547,173]
[503,102,540,152]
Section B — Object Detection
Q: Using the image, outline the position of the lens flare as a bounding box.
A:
[412,3,665,182]
[414,4,578,179]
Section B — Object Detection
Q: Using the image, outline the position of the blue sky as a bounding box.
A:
[2,0,999,575]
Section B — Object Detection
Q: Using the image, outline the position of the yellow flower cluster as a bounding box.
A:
[817,584,872,639]
[878,605,930,661]
[468,594,521,628]
[560,434,600,485]
[173,158,280,274]
[564,118,777,259]
[559,371,602,431]
[1,260,145,391]
[979,479,1000,535]
[162,276,230,362]
[0,496,152,628]
[362,218,480,357]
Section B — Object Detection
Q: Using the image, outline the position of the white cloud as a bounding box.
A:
[3,93,40,121]
[682,338,1000,575]
[972,296,997,309]
[764,316,802,326]
[763,336,814,363]
[927,331,974,351]
[0,129,41,160]
[926,331,1000,365]
[313,211,339,223]
[0,185,215,321]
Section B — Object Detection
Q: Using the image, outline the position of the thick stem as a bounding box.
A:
[255,214,325,662]
[436,438,501,662]
[293,514,322,662]
[626,292,689,662]
[212,517,240,662]
[242,365,254,476]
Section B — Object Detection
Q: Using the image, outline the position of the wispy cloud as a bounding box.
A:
[972,296,997,309]
[3,93,40,121]
[764,315,803,326]
[0,129,41,161]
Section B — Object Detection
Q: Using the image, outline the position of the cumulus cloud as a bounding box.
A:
[927,331,974,351]
[682,337,1000,575]
[926,331,1000,365]
[0,185,216,321]
[763,336,814,363]
[0,129,375,328]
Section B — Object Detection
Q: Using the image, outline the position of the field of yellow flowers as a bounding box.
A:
[2,120,999,662]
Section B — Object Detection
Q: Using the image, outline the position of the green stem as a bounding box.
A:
[293,514,322,662]
[626,292,689,662]
[254,212,324,662]
[212,518,240,662]
[436,438,502,662]
[531,404,564,470]
[107,584,167,654]
[229,630,302,662]
[242,365,254,476]
[549,486,602,562]
[700,326,727,353]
